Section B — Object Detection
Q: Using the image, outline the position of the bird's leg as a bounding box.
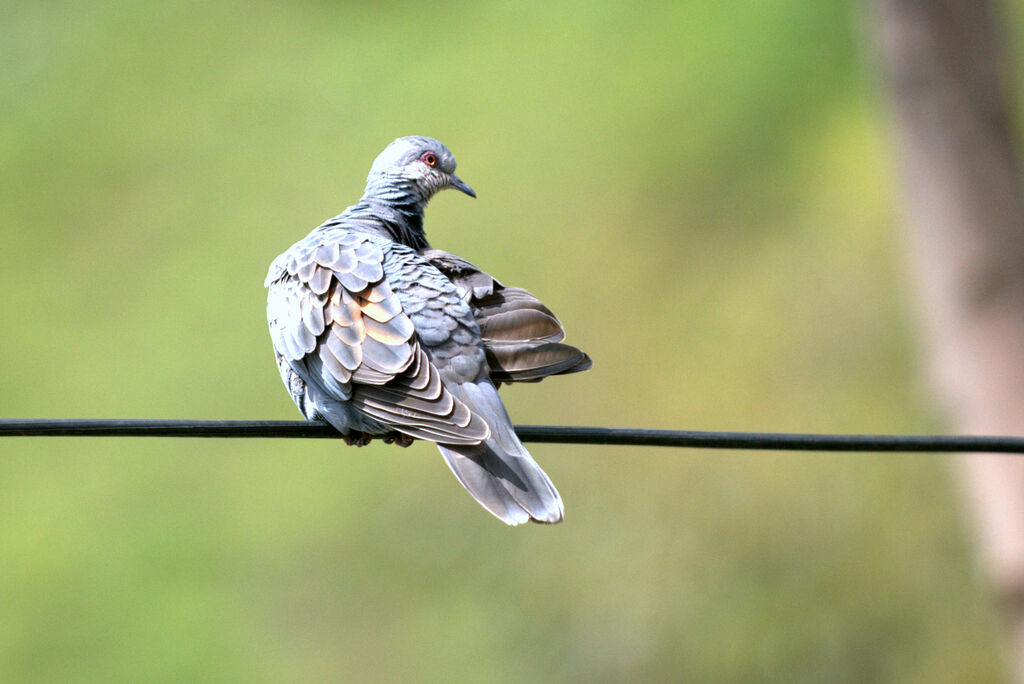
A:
[343,431,374,447]
[383,433,415,448]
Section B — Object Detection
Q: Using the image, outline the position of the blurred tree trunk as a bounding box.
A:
[872,0,1024,679]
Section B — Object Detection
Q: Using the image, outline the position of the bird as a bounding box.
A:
[265,136,590,525]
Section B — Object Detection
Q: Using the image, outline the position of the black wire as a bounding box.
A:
[2,418,1024,453]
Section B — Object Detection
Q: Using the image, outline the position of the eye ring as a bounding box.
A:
[421,152,438,167]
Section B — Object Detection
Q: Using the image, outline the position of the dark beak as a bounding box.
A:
[450,175,476,198]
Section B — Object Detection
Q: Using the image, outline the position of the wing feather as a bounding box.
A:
[361,295,403,322]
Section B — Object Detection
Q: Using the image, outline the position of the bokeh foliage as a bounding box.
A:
[0,0,1017,681]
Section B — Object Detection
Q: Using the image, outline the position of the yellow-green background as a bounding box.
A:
[1,1,1019,681]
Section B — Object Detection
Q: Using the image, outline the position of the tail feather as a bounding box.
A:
[438,381,564,525]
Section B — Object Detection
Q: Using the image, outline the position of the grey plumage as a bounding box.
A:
[266,136,590,525]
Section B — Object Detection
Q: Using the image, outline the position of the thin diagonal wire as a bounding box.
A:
[2,419,1024,452]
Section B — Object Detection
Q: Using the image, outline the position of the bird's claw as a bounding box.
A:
[383,433,415,448]
[343,431,373,447]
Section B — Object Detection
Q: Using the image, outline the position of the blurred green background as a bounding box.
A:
[1,0,1020,681]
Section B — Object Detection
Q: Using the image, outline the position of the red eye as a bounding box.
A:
[422,152,438,167]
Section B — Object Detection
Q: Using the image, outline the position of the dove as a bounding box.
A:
[266,136,590,525]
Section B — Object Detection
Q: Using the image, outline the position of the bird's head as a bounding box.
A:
[365,136,476,202]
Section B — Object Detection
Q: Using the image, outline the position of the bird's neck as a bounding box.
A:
[359,175,432,250]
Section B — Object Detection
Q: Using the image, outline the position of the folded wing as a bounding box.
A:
[266,234,488,444]
[423,249,592,384]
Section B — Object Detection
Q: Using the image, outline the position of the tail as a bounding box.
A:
[437,381,564,525]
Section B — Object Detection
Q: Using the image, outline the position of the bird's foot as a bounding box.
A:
[343,431,374,447]
[383,433,415,448]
